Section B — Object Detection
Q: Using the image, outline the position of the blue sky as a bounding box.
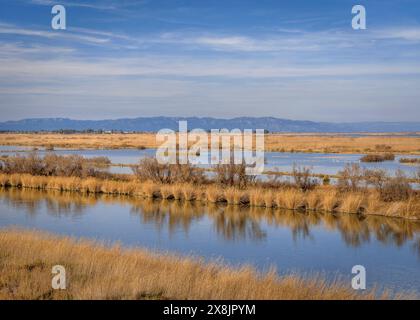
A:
[0,0,419,121]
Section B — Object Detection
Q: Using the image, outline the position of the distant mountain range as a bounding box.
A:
[0,117,419,133]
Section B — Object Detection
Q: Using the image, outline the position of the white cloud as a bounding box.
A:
[0,23,110,44]
[376,27,420,42]
[1,54,419,80]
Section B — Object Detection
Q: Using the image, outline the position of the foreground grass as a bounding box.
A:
[1,133,419,154]
[0,173,419,219]
[0,229,408,300]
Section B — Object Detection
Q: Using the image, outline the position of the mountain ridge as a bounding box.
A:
[0,117,419,133]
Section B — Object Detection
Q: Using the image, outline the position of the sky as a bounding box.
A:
[0,0,419,122]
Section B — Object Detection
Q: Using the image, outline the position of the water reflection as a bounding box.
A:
[1,187,419,252]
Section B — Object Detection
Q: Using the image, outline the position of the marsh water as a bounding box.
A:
[1,146,419,177]
[0,188,419,293]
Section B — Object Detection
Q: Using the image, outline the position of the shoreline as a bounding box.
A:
[0,173,418,220]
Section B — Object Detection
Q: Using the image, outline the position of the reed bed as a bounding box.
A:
[0,229,411,300]
[1,133,419,154]
[0,173,418,219]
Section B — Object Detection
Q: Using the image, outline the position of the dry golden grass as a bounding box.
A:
[0,173,419,219]
[339,193,365,214]
[0,229,410,300]
[265,134,420,154]
[1,133,419,154]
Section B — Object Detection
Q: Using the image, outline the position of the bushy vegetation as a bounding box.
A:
[338,164,414,202]
[337,164,364,192]
[0,153,112,179]
[360,153,395,162]
[132,157,206,184]
[291,165,318,191]
[399,158,420,164]
[214,161,256,189]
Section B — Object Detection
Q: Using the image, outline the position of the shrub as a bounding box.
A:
[363,169,388,190]
[133,157,206,184]
[291,165,318,191]
[337,164,364,192]
[380,170,412,202]
[360,153,395,162]
[214,161,256,189]
[399,158,420,164]
[0,153,110,179]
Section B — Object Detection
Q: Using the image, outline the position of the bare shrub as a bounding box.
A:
[291,165,318,191]
[0,153,110,178]
[214,161,255,189]
[0,153,44,175]
[133,157,205,184]
[337,164,364,192]
[380,170,412,202]
[363,169,388,191]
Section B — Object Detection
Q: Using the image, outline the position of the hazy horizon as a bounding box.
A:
[1,115,420,124]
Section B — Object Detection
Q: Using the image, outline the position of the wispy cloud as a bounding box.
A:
[376,27,420,42]
[0,22,110,44]
[27,0,139,11]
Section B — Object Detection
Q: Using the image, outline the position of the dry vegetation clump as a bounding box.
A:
[379,171,413,202]
[132,157,206,184]
[399,158,420,164]
[339,193,365,214]
[291,165,319,191]
[214,161,256,189]
[320,190,339,212]
[1,229,408,300]
[224,187,247,205]
[0,153,112,179]
[338,165,416,204]
[360,153,395,162]
[337,164,365,192]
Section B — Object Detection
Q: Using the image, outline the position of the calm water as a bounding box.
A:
[0,188,419,294]
[1,146,419,176]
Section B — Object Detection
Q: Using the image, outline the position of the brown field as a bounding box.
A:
[0,133,419,154]
[1,173,419,219]
[0,229,411,300]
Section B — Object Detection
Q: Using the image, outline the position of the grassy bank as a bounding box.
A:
[0,229,409,300]
[1,133,419,154]
[0,173,418,219]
